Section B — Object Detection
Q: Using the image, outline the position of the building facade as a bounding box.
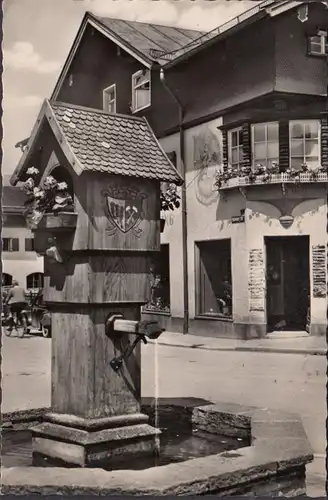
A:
[2,185,44,292]
[10,0,328,338]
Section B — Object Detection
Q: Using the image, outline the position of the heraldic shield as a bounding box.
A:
[103,185,147,235]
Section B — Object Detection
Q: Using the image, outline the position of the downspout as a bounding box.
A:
[160,68,189,335]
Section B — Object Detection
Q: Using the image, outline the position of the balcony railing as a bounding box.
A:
[217,172,328,190]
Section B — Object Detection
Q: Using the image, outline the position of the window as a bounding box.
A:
[103,84,116,113]
[2,238,19,252]
[196,239,232,318]
[289,120,320,170]
[2,273,13,286]
[252,122,279,169]
[26,272,44,290]
[144,244,170,313]
[25,238,35,251]
[132,69,151,112]
[228,127,243,169]
[308,31,327,56]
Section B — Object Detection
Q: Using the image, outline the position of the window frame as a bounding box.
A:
[2,237,19,252]
[103,84,116,114]
[26,272,44,290]
[308,30,327,56]
[289,119,321,170]
[251,121,279,169]
[131,69,151,113]
[227,126,243,170]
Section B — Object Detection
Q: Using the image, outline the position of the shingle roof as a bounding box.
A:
[20,101,181,185]
[93,15,204,64]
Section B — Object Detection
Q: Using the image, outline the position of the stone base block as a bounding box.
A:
[31,413,161,468]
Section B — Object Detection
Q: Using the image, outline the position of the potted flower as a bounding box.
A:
[160,183,180,232]
[22,167,76,231]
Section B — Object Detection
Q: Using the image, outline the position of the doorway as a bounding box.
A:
[265,236,310,332]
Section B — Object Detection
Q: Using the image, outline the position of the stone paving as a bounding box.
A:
[2,333,326,496]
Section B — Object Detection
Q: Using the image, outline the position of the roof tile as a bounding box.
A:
[51,102,182,185]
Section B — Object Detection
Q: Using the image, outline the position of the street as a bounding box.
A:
[2,333,325,456]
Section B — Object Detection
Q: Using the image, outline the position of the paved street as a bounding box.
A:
[2,333,326,494]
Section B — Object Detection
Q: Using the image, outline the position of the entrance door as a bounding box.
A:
[266,236,310,332]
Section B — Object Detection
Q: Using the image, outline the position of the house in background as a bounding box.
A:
[2,181,44,293]
[10,0,328,339]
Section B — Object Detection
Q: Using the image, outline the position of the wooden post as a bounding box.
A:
[31,173,163,467]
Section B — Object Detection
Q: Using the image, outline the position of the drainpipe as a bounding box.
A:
[160,68,189,335]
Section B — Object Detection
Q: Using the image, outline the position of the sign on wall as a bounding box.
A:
[312,245,326,298]
[249,249,265,312]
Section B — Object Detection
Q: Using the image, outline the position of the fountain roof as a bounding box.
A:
[10,100,183,186]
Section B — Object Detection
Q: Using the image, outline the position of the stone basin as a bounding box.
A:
[1,398,313,496]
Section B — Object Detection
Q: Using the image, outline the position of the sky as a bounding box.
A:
[2,0,259,177]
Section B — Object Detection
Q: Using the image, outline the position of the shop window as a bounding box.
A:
[251,122,279,169]
[228,127,243,169]
[144,244,170,313]
[196,239,232,318]
[2,237,19,252]
[289,120,320,170]
[25,238,35,251]
[26,272,44,290]
[131,69,151,112]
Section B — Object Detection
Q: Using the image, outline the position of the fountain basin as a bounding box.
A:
[2,398,313,496]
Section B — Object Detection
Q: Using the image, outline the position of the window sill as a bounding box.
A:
[218,172,328,191]
[142,309,171,317]
[194,315,233,322]
[131,103,151,114]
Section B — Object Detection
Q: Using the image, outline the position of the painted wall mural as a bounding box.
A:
[193,129,222,206]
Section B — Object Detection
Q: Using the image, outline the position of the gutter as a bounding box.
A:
[160,68,189,335]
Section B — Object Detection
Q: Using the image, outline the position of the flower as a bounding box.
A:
[57,181,68,191]
[43,175,57,189]
[33,187,45,199]
[26,167,39,176]
[24,177,35,190]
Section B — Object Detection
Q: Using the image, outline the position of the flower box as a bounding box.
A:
[27,212,78,232]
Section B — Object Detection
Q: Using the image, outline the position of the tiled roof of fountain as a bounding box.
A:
[10,100,183,186]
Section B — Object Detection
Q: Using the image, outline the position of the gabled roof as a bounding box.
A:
[10,100,183,186]
[51,11,204,100]
[162,0,307,67]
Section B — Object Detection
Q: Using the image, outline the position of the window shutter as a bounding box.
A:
[279,121,289,172]
[321,115,328,170]
[241,122,251,167]
[12,238,19,251]
[222,130,228,170]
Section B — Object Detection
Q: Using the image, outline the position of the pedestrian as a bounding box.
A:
[5,280,27,327]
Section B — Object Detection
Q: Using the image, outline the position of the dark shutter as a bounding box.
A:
[279,121,289,172]
[321,115,328,170]
[222,130,228,170]
[241,122,251,167]
[12,238,19,251]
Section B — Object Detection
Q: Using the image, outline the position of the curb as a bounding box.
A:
[149,340,326,356]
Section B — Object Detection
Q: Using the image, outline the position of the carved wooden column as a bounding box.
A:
[31,173,164,467]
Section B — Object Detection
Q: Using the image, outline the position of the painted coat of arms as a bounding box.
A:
[102,184,147,237]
